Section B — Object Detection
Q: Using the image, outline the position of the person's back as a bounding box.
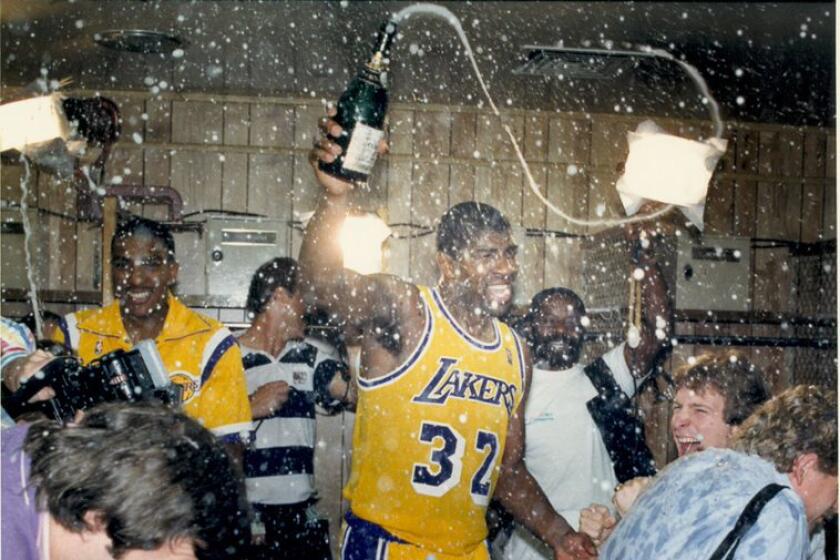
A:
[601,448,808,560]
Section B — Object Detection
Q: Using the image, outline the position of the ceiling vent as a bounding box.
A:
[93,30,184,54]
[514,45,657,80]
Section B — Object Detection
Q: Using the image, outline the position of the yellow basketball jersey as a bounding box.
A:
[344,285,526,555]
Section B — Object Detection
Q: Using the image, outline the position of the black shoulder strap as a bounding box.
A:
[708,483,788,560]
[583,357,657,481]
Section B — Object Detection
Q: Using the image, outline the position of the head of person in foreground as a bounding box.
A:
[732,384,837,527]
[24,401,250,560]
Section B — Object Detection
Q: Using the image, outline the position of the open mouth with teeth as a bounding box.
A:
[674,435,704,456]
[125,290,153,304]
[485,284,512,309]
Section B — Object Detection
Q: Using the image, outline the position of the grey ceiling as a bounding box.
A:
[2,1,835,127]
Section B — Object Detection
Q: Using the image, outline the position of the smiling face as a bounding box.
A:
[671,386,734,456]
[531,294,586,370]
[112,235,178,321]
[441,229,519,318]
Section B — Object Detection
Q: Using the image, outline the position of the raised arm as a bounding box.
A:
[623,224,673,379]
[299,114,426,372]
[300,114,403,333]
[494,347,597,560]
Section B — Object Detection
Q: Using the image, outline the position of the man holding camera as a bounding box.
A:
[50,216,252,443]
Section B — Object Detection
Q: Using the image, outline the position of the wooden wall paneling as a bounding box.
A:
[449,163,476,205]
[800,180,824,243]
[734,128,759,174]
[547,117,591,165]
[222,103,251,146]
[673,121,715,141]
[544,165,586,292]
[144,97,172,143]
[717,128,737,172]
[40,174,77,217]
[1,161,24,203]
[755,181,802,241]
[384,160,412,278]
[752,248,794,312]
[524,113,548,162]
[290,153,324,258]
[450,111,477,160]
[475,114,502,162]
[388,109,414,156]
[733,179,757,237]
[142,148,173,220]
[491,162,523,226]
[586,171,623,236]
[171,150,223,215]
[247,153,294,254]
[474,165,493,205]
[250,103,295,148]
[105,147,144,190]
[412,109,451,159]
[494,113,525,162]
[519,163,548,301]
[590,118,631,170]
[749,324,787,394]
[705,177,735,235]
[410,162,449,286]
[758,130,804,177]
[363,159,390,217]
[822,178,836,240]
[543,237,582,297]
[545,164,589,237]
[171,101,224,145]
[110,94,146,144]
[778,130,805,177]
[46,216,76,291]
[293,104,324,151]
[827,135,836,178]
[803,131,827,178]
[221,153,249,214]
[75,222,100,292]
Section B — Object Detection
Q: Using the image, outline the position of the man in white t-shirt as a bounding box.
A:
[501,240,671,560]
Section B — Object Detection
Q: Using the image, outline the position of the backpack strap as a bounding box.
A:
[709,483,788,560]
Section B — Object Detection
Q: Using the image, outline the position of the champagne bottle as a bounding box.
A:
[319,20,398,186]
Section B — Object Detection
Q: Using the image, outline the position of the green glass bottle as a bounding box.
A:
[320,20,398,186]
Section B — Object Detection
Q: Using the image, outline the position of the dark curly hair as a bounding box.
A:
[245,257,299,317]
[674,352,771,426]
[436,202,510,258]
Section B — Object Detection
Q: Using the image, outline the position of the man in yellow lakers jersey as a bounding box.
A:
[300,115,596,560]
[51,216,252,446]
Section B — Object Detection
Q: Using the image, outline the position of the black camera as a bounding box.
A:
[3,340,182,423]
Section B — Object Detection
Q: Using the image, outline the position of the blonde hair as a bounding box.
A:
[732,385,837,475]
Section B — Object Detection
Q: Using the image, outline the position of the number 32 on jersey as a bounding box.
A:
[411,421,499,506]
